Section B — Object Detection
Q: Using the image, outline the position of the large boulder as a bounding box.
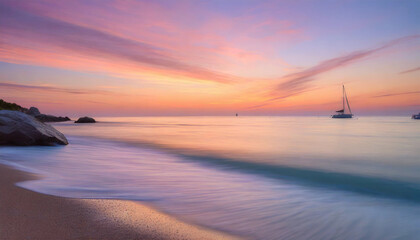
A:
[75,116,96,123]
[0,110,68,146]
[27,107,41,116]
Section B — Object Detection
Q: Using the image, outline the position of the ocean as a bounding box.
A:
[1,116,420,239]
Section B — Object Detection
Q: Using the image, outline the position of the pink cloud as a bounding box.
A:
[0,2,247,84]
[373,91,420,98]
[0,82,114,95]
[1,0,301,76]
[399,66,420,74]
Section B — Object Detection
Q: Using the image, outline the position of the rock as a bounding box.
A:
[25,106,70,122]
[0,100,70,122]
[75,116,96,123]
[35,114,71,122]
[27,107,41,116]
[0,110,68,146]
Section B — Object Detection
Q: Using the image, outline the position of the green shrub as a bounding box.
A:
[0,99,24,111]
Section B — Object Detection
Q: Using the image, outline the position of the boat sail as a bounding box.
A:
[332,85,353,118]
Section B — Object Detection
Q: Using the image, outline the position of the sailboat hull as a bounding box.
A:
[332,114,353,118]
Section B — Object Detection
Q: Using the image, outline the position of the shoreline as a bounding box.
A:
[0,163,241,240]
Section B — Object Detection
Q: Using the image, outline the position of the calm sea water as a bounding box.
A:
[1,116,420,239]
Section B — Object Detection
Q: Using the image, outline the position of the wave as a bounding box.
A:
[178,153,420,203]
[64,135,420,203]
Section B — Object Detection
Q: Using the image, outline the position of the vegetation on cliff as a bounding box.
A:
[0,99,26,111]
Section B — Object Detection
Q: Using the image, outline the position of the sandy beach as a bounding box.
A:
[0,164,240,240]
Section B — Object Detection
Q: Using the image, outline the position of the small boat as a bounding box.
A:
[332,85,353,119]
[412,113,420,119]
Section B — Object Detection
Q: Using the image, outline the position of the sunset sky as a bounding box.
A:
[1,0,419,116]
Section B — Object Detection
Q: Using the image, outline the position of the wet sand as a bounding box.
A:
[0,164,241,240]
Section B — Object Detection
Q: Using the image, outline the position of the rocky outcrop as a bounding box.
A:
[26,106,70,122]
[0,100,70,122]
[75,116,96,123]
[0,110,68,146]
[27,107,41,116]
[35,114,71,122]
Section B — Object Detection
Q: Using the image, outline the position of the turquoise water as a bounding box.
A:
[1,117,420,239]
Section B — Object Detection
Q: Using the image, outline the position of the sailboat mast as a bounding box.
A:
[344,85,352,114]
[342,85,345,112]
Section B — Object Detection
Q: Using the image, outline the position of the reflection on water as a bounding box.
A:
[1,116,420,239]
[55,116,420,182]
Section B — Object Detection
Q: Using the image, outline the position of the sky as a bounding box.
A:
[0,0,419,116]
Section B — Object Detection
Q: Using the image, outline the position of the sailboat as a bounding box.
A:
[332,85,353,118]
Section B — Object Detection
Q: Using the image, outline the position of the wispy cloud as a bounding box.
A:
[399,66,420,74]
[373,91,420,98]
[247,35,420,109]
[0,82,112,95]
[247,87,317,110]
[275,35,419,95]
[0,3,241,84]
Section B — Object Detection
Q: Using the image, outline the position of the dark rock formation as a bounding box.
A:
[0,110,68,146]
[1,100,71,122]
[75,116,96,123]
[26,106,70,122]
[27,107,41,116]
[35,114,71,122]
